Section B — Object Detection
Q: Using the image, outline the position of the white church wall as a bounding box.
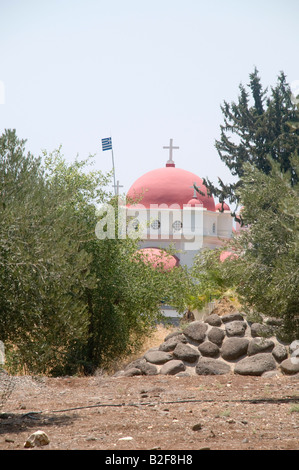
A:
[202,211,218,237]
[217,211,233,238]
[126,205,233,270]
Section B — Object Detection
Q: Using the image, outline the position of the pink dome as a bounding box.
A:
[136,248,179,271]
[127,166,215,211]
[220,250,238,262]
[186,198,203,207]
[215,202,230,211]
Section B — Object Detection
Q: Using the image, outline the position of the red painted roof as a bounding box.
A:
[127,166,215,211]
[215,202,230,211]
[136,248,179,271]
[186,197,203,207]
[220,250,238,262]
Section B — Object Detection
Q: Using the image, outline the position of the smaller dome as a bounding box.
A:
[216,202,230,211]
[186,198,203,207]
[220,250,238,262]
[136,248,179,271]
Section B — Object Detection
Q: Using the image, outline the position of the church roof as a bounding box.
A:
[220,250,238,262]
[186,197,203,207]
[127,166,215,211]
[136,248,179,271]
[215,202,230,211]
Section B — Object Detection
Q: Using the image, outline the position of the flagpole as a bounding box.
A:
[109,131,116,196]
[111,144,117,196]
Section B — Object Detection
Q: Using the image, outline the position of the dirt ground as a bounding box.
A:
[0,325,298,452]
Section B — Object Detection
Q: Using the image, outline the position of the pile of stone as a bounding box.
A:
[117,312,299,377]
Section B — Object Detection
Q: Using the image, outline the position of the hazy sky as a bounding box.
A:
[1,0,298,199]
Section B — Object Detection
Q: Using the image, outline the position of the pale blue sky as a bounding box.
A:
[1,0,298,198]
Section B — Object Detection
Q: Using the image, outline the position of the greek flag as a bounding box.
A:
[102,137,112,151]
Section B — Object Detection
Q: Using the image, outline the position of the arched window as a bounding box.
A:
[151,219,161,230]
[172,220,183,231]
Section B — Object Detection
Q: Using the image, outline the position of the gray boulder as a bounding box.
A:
[225,321,247,337]
[183,321,208,343]
[160,360,186,375]
[124,357,158,375]
[272,344,288,362]
[250,323,273,338]
[159,334,187,352]
[208,327,225,346]
[125,358,147,371]
[164,330,183,341]
[143,350,172,364]
[221,337,249,360]
[247,338,275,356]
[122,367,142,377]
[138,362,158,375]
[173,343,200,362]
[265,317,283,327]
[196,358,231,376]
[234,353,277,376]
[198,341,220,358]
[289,340,299,355]
[222,312,244,323]
[205,314,222,327]
[280,357,299,375]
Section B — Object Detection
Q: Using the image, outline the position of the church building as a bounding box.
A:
[125,139,233,270]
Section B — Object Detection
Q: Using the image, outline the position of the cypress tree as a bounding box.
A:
[204,68,299,213]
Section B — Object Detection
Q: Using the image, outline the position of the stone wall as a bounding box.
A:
[117,313,299,377]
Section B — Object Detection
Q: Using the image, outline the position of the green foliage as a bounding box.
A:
[198,69,299,339]
[76,222,190,374]
[43,153,191,374]
[0,130,191,375]
[204,68,299,211]
[0,130,96,373]
[221,154,299,339]
[186,248,231,312]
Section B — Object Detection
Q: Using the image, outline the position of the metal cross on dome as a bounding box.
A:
[113,180,123,196]
[190,182,203,199]
[163,138,179,166]
[190,183,198,198]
